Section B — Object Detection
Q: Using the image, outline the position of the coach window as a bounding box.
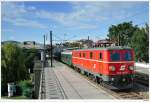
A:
[100,53,102,60]
[80,53,81,57]
[90,52,93,59]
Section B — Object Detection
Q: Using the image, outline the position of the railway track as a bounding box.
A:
[83,75,145,99]
[67,66,148,99]
[134,72,149,86]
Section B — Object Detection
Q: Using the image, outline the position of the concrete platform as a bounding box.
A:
[44,67,67,99]
[45,60,115,99]
[135,66,149,75]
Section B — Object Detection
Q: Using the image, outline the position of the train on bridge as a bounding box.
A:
[60,46,135,90]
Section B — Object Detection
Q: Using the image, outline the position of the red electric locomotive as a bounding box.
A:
[72,46,134,89]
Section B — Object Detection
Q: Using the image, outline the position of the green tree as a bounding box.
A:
[130,24,149,62]
[1,43,29,85]
[107,21,138,46]
[23,48,39,73]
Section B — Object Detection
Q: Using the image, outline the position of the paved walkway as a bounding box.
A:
[44,60,115,99]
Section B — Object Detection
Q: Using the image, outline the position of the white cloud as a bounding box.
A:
[34,2,139,30]
[2,2,147,31]
[14,18,47,29]
[2,2,26,19]
[27,6,36,11]
[2,2,47,29]
[35,9,98,29]
[1,29,15,35]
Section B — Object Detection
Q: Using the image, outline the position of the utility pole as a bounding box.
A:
[118,34,120,46]
[43,35,46,68]
[50,31,53,67]
[88,36,89,48]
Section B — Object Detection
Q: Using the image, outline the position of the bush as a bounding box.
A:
[23,88,32,98]
[15,85,22,96]
[18,80,33,98]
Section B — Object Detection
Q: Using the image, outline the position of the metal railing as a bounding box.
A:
[38,67,45,99]
[38,70,43,99]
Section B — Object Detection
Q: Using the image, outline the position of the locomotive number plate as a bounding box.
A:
[116,72,128,74]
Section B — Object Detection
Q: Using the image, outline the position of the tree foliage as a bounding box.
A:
[107,21,138,46]
[130,24,149,62]
[23,48,40,73]
[1,43,29,84]
[107,22,149,62]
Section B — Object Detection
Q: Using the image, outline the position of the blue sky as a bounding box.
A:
[1,1,149,44]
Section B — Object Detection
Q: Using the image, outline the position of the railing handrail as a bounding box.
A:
[38,68,43,99]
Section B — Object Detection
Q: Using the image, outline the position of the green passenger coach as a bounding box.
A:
[61,51,72,66]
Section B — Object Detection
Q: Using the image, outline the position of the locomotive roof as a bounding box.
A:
[73,46,132,51]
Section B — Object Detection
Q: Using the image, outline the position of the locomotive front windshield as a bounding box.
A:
[110,50,132,61]
[110,52,120,61]
[124,51,132,61]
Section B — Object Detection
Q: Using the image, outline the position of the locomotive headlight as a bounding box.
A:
[122,78,126,82]
[111,78,114,81]
[109,66,115,71]
[120,65,126,71]
[129,66,134,70]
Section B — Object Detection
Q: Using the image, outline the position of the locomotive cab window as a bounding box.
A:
[110,52,120,61]
[124,51,132,61]
[100,53,102,60]
[90,52,93,59]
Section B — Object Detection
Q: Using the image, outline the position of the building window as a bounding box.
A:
[100,53,102,60]
[90,52,93,59]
